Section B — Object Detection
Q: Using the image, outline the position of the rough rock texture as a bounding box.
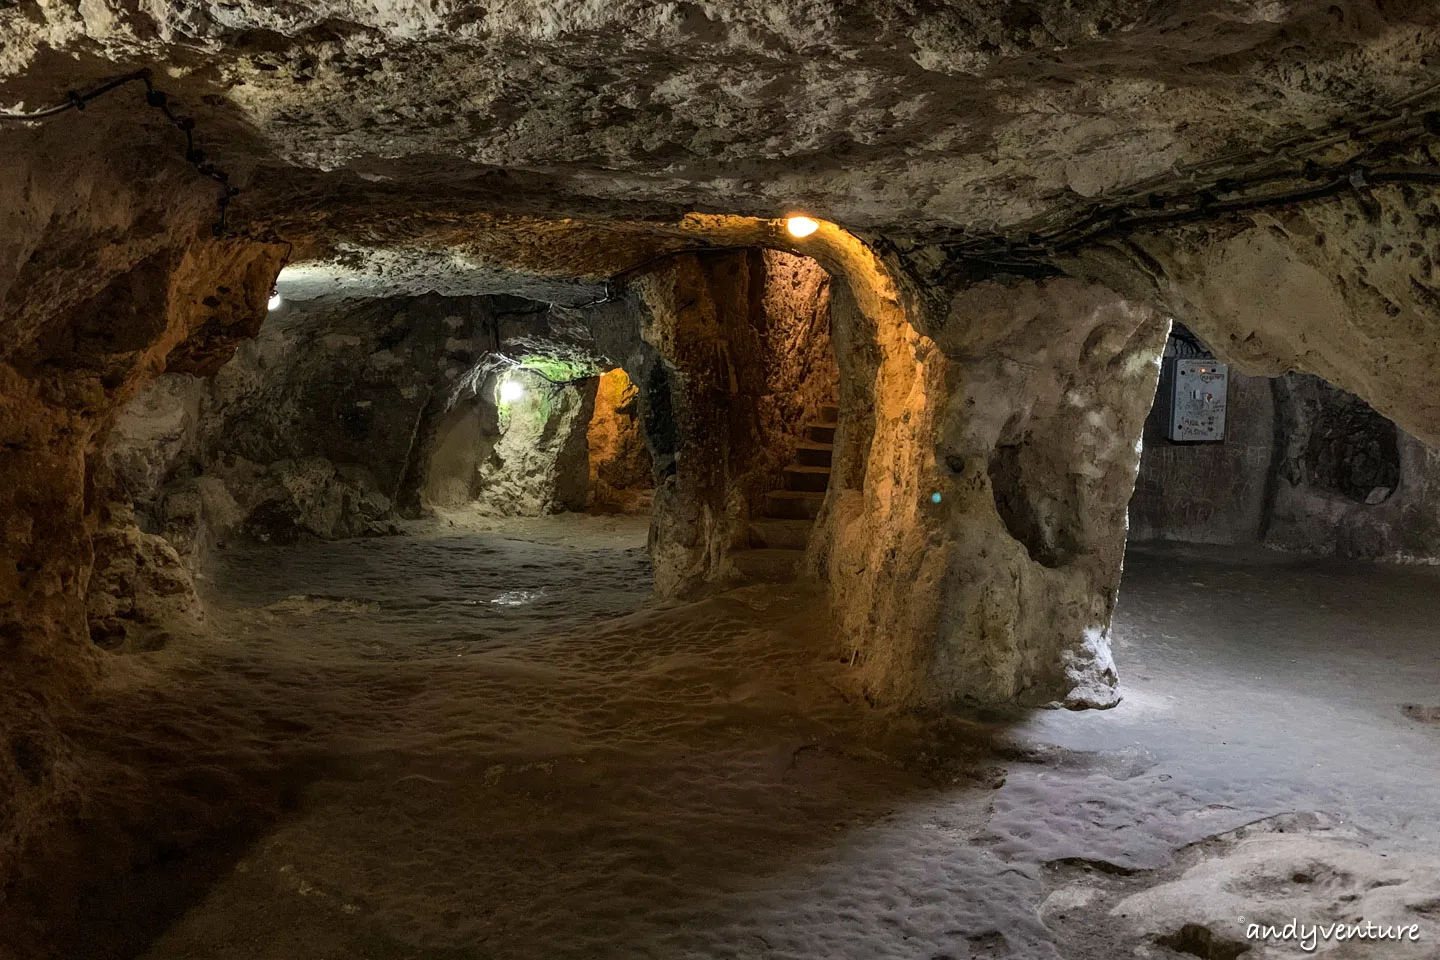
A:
[105,292,632,550]
[415,296,609,513]
[1038,811,1440,960]
[200,293,493,534]
[7,2,1440,233]
[473,369,596,516]
[11,10,1440,960]
[84,501,205,652]
[206,296,446,531]
[0,121,286,900]
[1075,195,1440,447]
[1133,363,1440,561]
[813,266,1167,709]
[635,249,834,596]
[1267,388,1440,561]
[1066,198,1440,564]
[273,249,606,305]
[1109,829,1440,960]
[586,368,653,514]
[11,0,1440,906]
[102,294,486,553]
[419,393,501,509]
[1276,374,1402,507]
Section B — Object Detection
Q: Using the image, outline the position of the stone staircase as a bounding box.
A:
[731,402,837,582]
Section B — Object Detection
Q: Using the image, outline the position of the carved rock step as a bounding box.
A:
[763,490,826,520]
[803,423,836,444]
[783,464,831,492]
[748,518,813,550]
[794,440,834,468]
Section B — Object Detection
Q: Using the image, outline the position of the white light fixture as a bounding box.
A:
[785,216,820,238]
[499,379,525,403]
[267,289,283,311]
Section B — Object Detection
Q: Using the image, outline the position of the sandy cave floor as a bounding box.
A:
[22,521,1440,960]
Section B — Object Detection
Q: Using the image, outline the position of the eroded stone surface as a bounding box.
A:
[1133,361,1440,561]
[0,137,284,890]
[1111,828,1440,959]
[816,272,1167,708]
[636,249,834,596]
[474,369,596,516]
[7,2,1440,233]
[85,501,205,652]
[586,368,653,514]
[1074,197,1440,447]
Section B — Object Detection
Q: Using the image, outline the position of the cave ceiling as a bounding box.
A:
[5,1,1440,251]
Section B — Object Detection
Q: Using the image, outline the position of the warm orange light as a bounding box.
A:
[785,216,819,238]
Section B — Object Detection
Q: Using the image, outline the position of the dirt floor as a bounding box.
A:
[6,523,1440,959]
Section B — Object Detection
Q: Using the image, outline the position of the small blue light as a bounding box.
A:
[930,492,942,503]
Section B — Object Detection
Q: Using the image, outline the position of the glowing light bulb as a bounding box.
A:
[499,379,525,403]
[785,216,819,238]
[267,290,283,311]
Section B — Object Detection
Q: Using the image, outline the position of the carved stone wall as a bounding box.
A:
[636,250,835,597]
[813,263,1168,709]
[587,368,654,514]
[0,129,286,892]
[1132,366,1440,561]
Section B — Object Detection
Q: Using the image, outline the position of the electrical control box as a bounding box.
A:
[1163,357,1228,442]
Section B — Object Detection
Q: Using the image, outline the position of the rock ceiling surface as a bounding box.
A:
[4,1,1440,236]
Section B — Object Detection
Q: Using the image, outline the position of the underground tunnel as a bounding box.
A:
[4,3,1440,958]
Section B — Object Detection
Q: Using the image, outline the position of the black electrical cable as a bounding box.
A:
[16,70,1440,275]
[491,352,595,386]
[943,164,1440,272]
[0,68,238,235]
[0,70,151,121]
[939,85,1440,271]
[1169,323,1211,358]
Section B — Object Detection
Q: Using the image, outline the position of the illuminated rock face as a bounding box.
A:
[916,279,1169,708]
[636,250,836,597]
[473,369,597,516]
[811,270,1168,709]
[101,294,498,556]
[587,369,653,514]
